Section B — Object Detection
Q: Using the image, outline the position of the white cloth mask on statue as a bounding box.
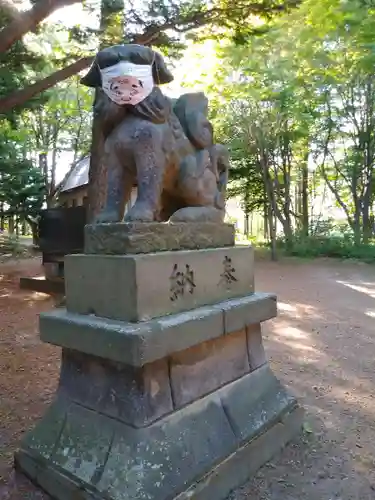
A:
[100,61,154,106]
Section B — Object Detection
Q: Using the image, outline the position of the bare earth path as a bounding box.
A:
[1,256,375,499]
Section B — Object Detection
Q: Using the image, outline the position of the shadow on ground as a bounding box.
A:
[0,259,58,500]
[229,257,375,500]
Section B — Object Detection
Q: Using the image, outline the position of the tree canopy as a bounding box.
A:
[0,0,298,112]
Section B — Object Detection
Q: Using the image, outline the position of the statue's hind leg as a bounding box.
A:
[171,151,225,222]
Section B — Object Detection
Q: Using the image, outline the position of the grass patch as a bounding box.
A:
[277,235,375,263]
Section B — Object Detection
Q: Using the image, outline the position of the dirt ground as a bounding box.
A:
[1,256,375,499]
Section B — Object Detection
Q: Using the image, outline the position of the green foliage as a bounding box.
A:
[0,109,46,228]
[0,5,48,121]
[0,11,95,210]
[0,75,93,211]
[21,76,93,162]
[227,158,266,213]
[124,0,296,49]
[178,0,375,255]
[277,235,375,263]
[5,0,375,265]
[0,161,46,219]
[0,122,46,222]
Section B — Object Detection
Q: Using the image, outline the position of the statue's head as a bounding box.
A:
[81,44,174,107]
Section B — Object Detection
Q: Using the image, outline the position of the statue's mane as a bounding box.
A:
[97,86,214,154]
[129,87,172,124]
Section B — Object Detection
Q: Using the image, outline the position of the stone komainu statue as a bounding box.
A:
[81,44,230,223]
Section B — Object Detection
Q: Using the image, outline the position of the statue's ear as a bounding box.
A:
[80,60,102,87]
[152,51,174,85]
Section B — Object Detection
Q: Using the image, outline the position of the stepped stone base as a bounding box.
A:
[39,293,276,366]
[15,223,303,499]
[15,364,302,500]
[15,293,302,500]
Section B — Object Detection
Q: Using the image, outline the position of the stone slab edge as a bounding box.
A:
[84,222,236,255]
[16,407,303,500]
[174,405,304,500]
[40,292,277,366]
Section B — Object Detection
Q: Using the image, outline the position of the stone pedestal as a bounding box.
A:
[15,222,303,500]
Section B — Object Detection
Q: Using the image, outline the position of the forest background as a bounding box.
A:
[1,0,375,261]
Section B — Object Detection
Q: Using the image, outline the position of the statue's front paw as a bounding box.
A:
[94,210,120,223]
[124,202,155,222]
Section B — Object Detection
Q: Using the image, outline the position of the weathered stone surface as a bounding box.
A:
[20,398,68,461]
[216,292,277,333]
[65,246,254,322]
[97,397,237,500]
[16,366,302,500]
[40,293,276,367]
[84,222,235,255]
[247,323,267,370]
[220,364,297,442]
[59,349,173,427]
[15,451,84,500]
[14,399,70,484]
[32,465,85,500]
[52,405,113,484]
[175,406,304,500]
[170,329,249,408]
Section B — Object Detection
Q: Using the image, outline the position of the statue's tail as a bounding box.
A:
[173,92,213,150]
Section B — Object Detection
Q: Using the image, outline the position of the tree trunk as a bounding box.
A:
[0,57,93,114]
[362,183,373,243]
[282,177,294,248]
[295,182,301,231]
[301,159,309,236]
[39,152,51,207]
[268,207,277,261]
[49,128,58,206]
[0,202,4,230]
[353,208,361,245]
[282,219,294,249]
[0,0,80,53]
[363,208,371,244]
[263,202,268,240]
[29,220,39,246]
[244,212,249,237]
[8,216,14,234]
